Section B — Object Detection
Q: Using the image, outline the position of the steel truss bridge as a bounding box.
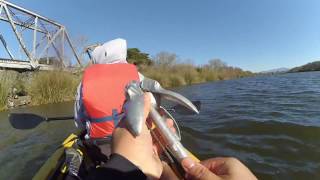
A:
[0,0,82,70]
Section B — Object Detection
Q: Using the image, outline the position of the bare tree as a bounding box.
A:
[208,58,227,69]
[183,58,195,65]
[153,52,178,67]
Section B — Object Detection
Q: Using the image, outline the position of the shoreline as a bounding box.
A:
[0,74,252,112]
[0,61,253,111]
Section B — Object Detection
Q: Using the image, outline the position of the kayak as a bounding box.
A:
[33,133,98,180]
[33,134,78,180]
[32,133,199,180]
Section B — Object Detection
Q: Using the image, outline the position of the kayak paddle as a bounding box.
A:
[8,100,200,130]
[9,113,73,129]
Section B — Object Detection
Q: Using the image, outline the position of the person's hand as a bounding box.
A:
[112,92,163,179]
[181,157,257,180]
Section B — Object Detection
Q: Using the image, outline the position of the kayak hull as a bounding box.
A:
[33,134,79,180]
[32,133,199,180]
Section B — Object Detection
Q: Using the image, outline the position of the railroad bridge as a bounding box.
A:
[0,0,82,71]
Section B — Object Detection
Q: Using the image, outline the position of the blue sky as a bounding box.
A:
[1,0,320,72]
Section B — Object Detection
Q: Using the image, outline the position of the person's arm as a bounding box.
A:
[86,154,147,180]
[74,83,86,130]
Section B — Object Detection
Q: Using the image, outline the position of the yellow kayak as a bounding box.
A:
[33,134,89,180]
[32,133,199,180]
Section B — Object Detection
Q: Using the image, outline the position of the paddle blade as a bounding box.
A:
[172,100,201,115]
[9,113,46,129]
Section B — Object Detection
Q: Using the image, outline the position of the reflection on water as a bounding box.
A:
[0,71,320,179]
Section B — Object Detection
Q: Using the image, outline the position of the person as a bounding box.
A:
[74,38,144,146]
[65,38,145,178]
[86,93,258,180]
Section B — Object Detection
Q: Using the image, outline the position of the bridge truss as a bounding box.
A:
[0,0,82,70]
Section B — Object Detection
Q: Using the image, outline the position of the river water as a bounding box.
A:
[1,71,320,179]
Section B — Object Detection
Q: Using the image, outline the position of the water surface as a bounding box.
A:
[1,71,320,179]
[177,71,320,179]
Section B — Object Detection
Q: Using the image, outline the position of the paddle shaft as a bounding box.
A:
[43,101,200,121]
[46,116,74,121]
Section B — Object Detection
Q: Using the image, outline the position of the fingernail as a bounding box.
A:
[182,158,195,170]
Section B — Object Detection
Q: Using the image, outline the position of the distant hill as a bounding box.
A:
[260,67,289,74]
[289,61,320,73]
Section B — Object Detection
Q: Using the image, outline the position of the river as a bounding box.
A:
[1,71,320,179]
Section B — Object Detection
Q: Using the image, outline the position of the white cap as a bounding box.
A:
[92,38,128,64]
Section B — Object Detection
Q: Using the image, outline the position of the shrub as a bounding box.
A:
[169,75,186,87]
[0,71,20,110]
[27,71,80,105]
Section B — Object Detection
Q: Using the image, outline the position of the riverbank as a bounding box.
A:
[0,70,80,111]
[140,63,252,87]
[0,63,252,111]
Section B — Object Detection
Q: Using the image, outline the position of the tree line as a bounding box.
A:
[0,48,253,110]
[127,48,253,87]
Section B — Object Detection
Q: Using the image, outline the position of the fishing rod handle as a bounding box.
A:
[150,107,188,161]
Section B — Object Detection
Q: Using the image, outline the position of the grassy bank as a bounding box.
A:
[0,70,80,111]
[0,71,20,111]
[0,65,251,110]
[27,71,80,105]
[140,63,252,88]
[130,50,253,87]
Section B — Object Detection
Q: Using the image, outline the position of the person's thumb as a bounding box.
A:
[181,158,220,180]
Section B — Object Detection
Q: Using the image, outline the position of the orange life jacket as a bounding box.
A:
[82,63,139,139]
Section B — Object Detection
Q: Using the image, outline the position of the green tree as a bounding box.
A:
[127,48,152,66]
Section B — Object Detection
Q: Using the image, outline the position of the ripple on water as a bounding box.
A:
[177,72,320,179]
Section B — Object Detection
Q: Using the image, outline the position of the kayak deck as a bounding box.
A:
[33,134,79,180]
[32,133,199,180]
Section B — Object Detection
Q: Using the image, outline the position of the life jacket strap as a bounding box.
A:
[89,109,124,126]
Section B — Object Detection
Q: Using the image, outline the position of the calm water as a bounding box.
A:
[1,71,320,179]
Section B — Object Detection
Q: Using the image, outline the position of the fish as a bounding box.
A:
[124,78,199,136]
[124,81,145,136]
[140,77,199,114]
